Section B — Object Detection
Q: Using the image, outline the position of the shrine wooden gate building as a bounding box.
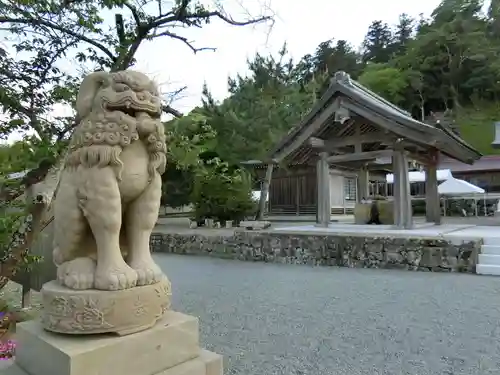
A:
[247,71,481,227]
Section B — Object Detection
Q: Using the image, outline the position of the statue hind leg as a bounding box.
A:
[125,172,164,286]
[53,173,96,290]
[78,166,138,290]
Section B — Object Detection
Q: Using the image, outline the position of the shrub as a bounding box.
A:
[0,172,43,291]
[191,158,256,224]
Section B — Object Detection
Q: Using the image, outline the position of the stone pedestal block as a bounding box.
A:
[2,311,223,375]
[40,277,172,335]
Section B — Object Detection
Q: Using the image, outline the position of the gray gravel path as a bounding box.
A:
[154,254,500,375]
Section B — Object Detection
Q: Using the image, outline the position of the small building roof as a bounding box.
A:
[439,155,500,173]
[268,71,482,166]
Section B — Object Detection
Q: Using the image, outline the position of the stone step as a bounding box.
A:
[0,351,223,375]
[160,350,223,375]
[480,245,500,255]
[476,264,500,276]
[478,254,500,266]
[483,237,500,246]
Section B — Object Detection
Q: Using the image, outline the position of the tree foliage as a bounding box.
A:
[162,111,216,208]
[3,0,500,286]
[191,157,256,223]
[197,0,500,166]
[0,0,273,289]
[0,0,273,181]
[358,64,409,105]
[0,145,43,290]
[201,45,322,163]
[159,0,500,214]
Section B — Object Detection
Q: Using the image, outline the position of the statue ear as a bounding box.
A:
[76,71,112,118]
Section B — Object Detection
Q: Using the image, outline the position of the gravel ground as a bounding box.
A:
[155,254,500,375]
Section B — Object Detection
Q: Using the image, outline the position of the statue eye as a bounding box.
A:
[114,83,131,92]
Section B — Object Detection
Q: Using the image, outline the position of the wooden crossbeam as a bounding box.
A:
[308,132,394,150]
[273,98,341,162]
[327,150,393,164]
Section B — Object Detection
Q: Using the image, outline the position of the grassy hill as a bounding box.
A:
[454,102,500,155]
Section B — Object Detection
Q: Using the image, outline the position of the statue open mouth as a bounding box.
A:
[105,103,161,119]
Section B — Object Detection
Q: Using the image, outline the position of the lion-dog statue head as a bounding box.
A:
[66,70,167,180]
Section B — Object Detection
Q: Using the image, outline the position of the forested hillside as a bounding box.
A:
[195,0,500,164]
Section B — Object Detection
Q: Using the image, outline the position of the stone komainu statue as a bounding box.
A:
[52,70,167,291]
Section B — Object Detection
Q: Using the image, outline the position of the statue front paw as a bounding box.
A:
[94,261,138,291]
[129,257,164,286]
[57,257,96,290]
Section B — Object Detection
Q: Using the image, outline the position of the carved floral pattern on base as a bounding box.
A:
[41,277,172,335]
[155,281,172,316]
[43,295,115,332]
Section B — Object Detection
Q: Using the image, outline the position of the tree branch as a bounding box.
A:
[162,105,183,118]
[29,40,77,142]
[123,1,142,28]
[115,13,126,47]
[166,85,188,101]
[150,10,272,30]
[113,39,142,71]
[151,29,215,53]
[0,2,268,206]
[145,8,272,54]
[0,16,116,63]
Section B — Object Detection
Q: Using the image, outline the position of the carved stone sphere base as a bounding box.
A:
[40,277,171,335]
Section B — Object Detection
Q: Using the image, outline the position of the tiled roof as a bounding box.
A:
[440,155,500,173]
[269,71,482,165]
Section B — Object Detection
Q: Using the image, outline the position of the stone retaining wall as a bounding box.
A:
[150,231,481,273]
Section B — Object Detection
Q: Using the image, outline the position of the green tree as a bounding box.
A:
[358,63,409,105]
[391,13,415,56]
[191,157,256,224]
[362,20,395,63]
[0,0,273,188]
[162,111,216,208]
[201,45,321,163]
[0,0,274,289]
[0,144,43,290]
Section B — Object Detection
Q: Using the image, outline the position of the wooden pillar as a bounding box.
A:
[400,151,413,228]
[295,177,300,215]
[316,152,330,227]
[425,156,441,225]
[392,149,413,229]
[20,272,32,308]
[357,167,370,201]
[392,152,402,227]
[256,163,273,220]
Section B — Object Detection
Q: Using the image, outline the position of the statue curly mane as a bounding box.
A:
[65,70,167,180]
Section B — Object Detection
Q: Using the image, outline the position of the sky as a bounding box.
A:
[132,0,443,114]
[5,0,443,143]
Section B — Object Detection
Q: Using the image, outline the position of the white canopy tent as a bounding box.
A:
[438,178,486,216]
[385,169,453,184]
[438,178,485,195]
